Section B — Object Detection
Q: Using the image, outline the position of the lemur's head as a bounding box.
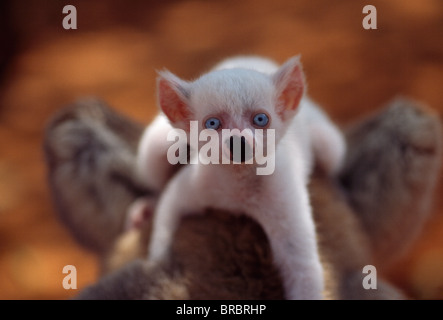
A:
[157,56,305,165]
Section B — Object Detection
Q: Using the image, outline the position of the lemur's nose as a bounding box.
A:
[227,136,252,163]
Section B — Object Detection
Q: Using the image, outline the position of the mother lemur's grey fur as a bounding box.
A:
[44,97,442,299]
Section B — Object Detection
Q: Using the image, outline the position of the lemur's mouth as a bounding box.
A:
[227,136,253,163]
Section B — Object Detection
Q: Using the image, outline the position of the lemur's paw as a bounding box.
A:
[125,197,156,231]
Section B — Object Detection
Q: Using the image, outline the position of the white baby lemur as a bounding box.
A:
[133,56,346,299]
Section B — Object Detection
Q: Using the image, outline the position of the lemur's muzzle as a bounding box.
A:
[226,135,253,163]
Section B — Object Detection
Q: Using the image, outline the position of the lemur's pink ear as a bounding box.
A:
[272,56,305,120]
[157,70,192,131]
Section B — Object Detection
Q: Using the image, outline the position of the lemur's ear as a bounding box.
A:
[157,70,192,131]
[272,56,305,120]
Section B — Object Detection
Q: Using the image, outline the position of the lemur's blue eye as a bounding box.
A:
[253,113,269,127]
[205,117,221,130]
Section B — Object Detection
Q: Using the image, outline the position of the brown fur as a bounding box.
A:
[43,97,442,299]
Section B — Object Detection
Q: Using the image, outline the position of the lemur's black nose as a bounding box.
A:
[228,136,252,163]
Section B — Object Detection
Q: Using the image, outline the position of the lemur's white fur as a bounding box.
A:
[135,56,346,299]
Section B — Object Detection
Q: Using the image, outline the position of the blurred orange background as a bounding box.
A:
[0,0,442,299]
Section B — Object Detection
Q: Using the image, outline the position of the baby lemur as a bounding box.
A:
[134,56,346,299]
